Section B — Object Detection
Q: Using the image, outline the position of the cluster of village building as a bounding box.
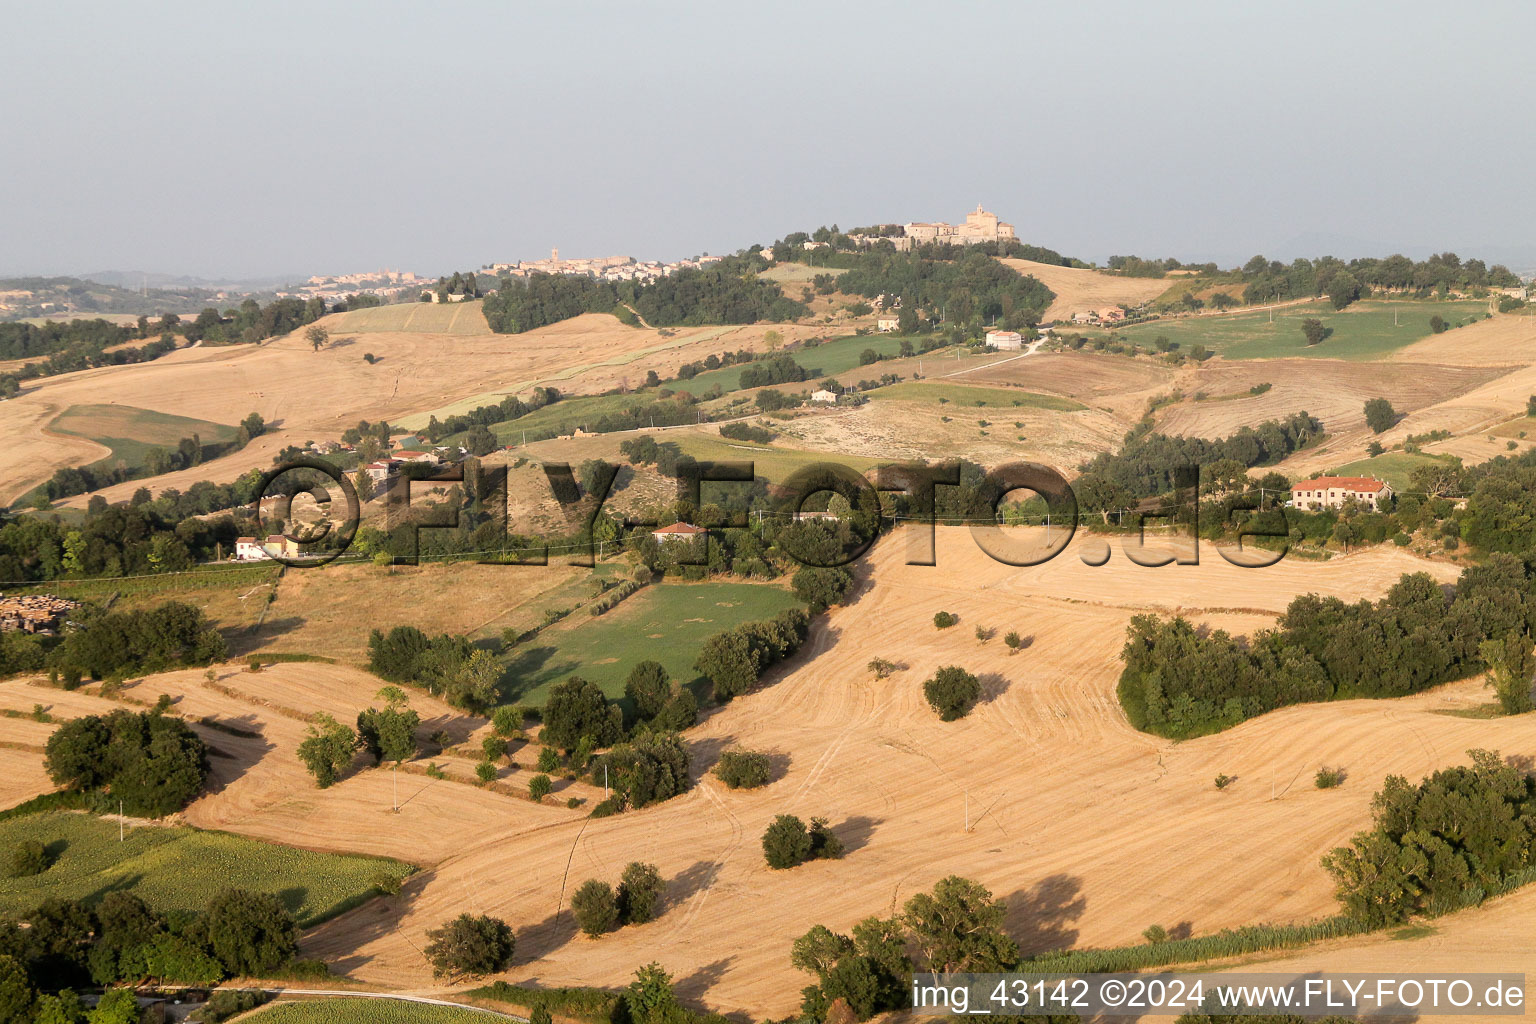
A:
[487,249,724,284]
[276,269,427,305]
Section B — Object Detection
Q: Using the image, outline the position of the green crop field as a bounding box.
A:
[1326,451,1457,491]
[759,263,846,286]
[1109,299,1489,360]
[0,812,412,926]
[327,300,491,336]
[670,433,884,484]
[49,404,239,472]
[247,998,504,1023]
[871,381,1085,411]
[502,581,803,705]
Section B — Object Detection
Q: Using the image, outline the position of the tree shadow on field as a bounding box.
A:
[321,869,438,976]
[830,815,881,856]
[1003,873,1086,955]
[193,715,276,793]
[519,896,581,960]
[85,872,145,906]
[977,672,1011,706]
[228,615,308,656]
[661,860,723,914]
[674,956,736,1007]
[686,735,735,780]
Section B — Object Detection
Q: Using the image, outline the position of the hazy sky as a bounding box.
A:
[4,1,1533,279]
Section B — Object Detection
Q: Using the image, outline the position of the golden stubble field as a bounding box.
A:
[4,529,1526,1014]
[1000,260,1174,323]
[9,310,817,507]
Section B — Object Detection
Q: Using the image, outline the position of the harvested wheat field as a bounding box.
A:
[1275,358,1536,479]
[1001,259,1172,323]
[953,350,1176,421]
[1391,312,1536,366]
[1152,357,1505,441]
[15,311,813,507]
[301,529,1536,1015]
[258,560,592,663]
[777,391,1125,472]
[0,530,1526,1012]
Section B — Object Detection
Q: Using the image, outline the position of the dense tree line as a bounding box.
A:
[44,708,209,816]
[0,499,249,582]
[1324,750,1536,926]
[420,387,559,444]
[52,601,227,683]
[0,328,180,395]
[482,256,807,334]
[0,885,303,1005]
[739,354,818,389]
[0,318,134,362]
[694,607,811,701]
[1239,252,1520,306]
[834,249,1054,333]
[1119,553,1536,737]
[1074,412,1322,509]
[591,732,690,810]
[366,625,499,709]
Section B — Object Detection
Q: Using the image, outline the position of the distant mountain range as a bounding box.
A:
[79,270,297,292]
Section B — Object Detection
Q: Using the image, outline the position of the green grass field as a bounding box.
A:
[0,812,412,926]
[246,999,502,1023]
[502,581,803,704]
[1326,451,1457,491]
[871,381,1085,411]
[759,264,846,285]
[49,404,239,472]
[1109,299,1489,360]
[671,433,884,484]
[327,300,491,336]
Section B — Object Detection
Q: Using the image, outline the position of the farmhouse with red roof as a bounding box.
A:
[1290,475,1393,511]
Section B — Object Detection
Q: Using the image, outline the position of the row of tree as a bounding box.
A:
[1119,553,1536,737]
[0,887,303,1007]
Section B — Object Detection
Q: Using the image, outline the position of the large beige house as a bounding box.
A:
[904,204,1016,246]
[1290,475,1393,511]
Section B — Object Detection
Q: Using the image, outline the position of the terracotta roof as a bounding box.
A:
[653,522,706,535]
[1292,476,1388,492]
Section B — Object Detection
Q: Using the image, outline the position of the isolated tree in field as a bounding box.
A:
[536,746,560,773]
[424,913,515,978]
[932,611,957,629]
[624,661,671,722]
[763,814,814,869]
[867,657,895,680]
[1479,633,1535,714]
[901,875,1019,973]
[7,840,48,878]
[1430,314,1448,333]
[764,329,783,351]
[572,879,619,936]
[359,686,419,812]
[714,749,773,789]
[1004,631,1024,654]
[528,773,552,802]
[1300,318,1327,346]
[1363,397,1397,433]
[974,625,993,643]
[297,713,357,788]
[204,888,297,977]
[617,861,664,925]
[923,666,981,721]
[305,325,328,351]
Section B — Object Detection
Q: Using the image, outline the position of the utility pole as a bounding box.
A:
[604,764,610,799]
[964,790,970,833]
